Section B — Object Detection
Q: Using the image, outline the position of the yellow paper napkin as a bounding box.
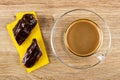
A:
[7,12,49,73]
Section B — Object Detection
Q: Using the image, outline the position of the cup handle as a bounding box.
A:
[97,53,105,61]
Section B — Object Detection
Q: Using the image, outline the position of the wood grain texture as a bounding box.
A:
[0,0,120,80]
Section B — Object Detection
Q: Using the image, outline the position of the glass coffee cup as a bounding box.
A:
[51,9,111,69]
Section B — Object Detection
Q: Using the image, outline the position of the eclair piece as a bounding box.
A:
[22,39,42,68]
[13,14,37,45]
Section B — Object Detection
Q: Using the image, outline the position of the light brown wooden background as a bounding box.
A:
[0,0,120,80]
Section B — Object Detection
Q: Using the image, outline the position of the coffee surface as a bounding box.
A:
[65,19,100,56]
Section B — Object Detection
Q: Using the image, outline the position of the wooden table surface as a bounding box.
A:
[0,0,120,80]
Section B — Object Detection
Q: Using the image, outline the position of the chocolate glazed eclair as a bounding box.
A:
[22,39,42,68]
[13,14,37,45]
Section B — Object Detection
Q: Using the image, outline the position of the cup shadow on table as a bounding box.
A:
[37,15,54,58]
